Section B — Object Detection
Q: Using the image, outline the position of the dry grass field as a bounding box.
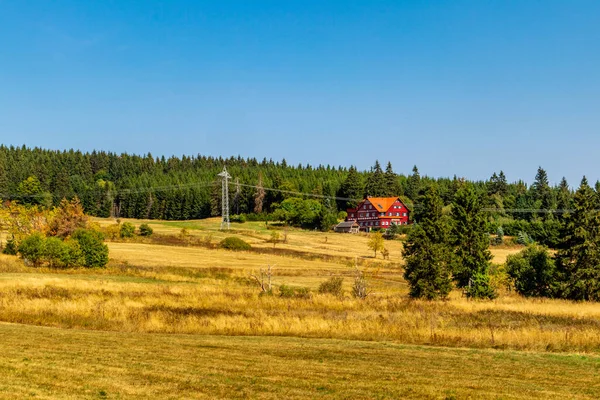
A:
[1,322,599,399]
[1,217,599,398]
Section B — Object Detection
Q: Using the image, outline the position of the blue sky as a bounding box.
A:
[1,1,599,186]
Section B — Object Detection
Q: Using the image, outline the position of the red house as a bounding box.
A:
[346,197,410,231]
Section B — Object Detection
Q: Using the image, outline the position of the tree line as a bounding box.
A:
[0,145,586,234]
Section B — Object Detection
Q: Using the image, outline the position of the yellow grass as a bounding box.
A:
[0,217,592,397]
[2,322,599,399]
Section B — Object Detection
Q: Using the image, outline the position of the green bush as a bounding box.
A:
[465,272,497,300]
[17,233,46,267]
[318,277,344,297]
[43,237,84,268]
[72,229,109,268]
[220,237,251,251]
[506,245,556,298]
[279,284,311,299]
[230,214,246,223]
[138,223,153,237]
[3,237,18,255]
[120,222,135,238]
[43,237,70,268]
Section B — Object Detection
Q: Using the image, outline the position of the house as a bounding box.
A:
[334,220,360,233]
[346,197,410,232]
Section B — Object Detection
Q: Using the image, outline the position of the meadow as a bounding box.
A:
[1,217,600,398]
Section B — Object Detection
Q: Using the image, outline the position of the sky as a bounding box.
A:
[1,0,599,186]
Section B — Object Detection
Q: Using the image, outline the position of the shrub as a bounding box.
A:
[516,231,533,245]
[352,270,369,299]
[43,237,84,268]
[104,224,120,240]
[120,222,135,238]
[318,277,344,297]
[230,214,246,223]
[138,223,153,237]
[43,237,70,268]
[492,226,504,246]
[72,229,109,268]
[279,284,311,299]
[3,237,18,255]
[17,233,45,267]
[506,245,557,297]
[465,273,497,300]
[220,237,251,251]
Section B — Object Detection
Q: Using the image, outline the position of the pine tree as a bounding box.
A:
[402,185,453,300]
[451,184,495,298]
[384,161,399,196]
[405,165,421,200]
[531,166,554,219]
[338,166,364,209]
[364,161,386,197]
[555,177,600,300]
[556,177,572,211]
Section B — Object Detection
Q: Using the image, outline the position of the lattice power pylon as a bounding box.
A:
[217,166,231,230]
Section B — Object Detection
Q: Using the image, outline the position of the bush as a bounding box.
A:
[43,237,70,268]
[352,271,369,299]
[138,223,153,237]
[3,237,18,255]
[72,229,109,268]
[43,237,84,268]
[516,231,533,245]
[104,224,120,240]
[318,277,344,297]
[492,226,504,246]
[279,284,312,299]
[465,272,497,300]
[230,214,246,223]
[220,237,251,251]
[17,233,45,267]
[506,245,556,297]
[120,222,135,238]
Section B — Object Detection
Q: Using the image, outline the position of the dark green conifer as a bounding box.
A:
[451,184,495,298]
[555,177,600,301]
[402,185,453,300]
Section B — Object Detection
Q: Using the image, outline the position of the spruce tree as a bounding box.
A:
[384,161,399,196]
[406,165,421,200]
[531,166,554,219]
[364,161,386,197]
[402,185,453,300]
[450,184,495,298]
[555,177,600,301]
[338,165,364,209]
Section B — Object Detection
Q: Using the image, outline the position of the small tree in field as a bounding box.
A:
[47,197,88,238]
[119,222,135,238]
[368,231,385,258]
[72,229,108,268]
[17,233,45,267]
[138,223,153,237]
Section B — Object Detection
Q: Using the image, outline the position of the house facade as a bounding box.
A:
[346,197,410,231]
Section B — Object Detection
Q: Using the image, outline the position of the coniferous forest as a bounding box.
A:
[0,144,583,243]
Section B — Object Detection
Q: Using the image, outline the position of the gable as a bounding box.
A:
[366,197,399,212]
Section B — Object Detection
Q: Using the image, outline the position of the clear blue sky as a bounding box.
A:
[1,1,599,186]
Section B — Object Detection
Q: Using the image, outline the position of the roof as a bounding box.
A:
[336,221,359,228]
[365,197,399,212]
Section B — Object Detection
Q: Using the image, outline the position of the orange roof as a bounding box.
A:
[365,197,399,212]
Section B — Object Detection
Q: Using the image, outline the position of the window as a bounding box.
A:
[376,221,379,226]
[396,213,399,216]
[403,213,407,216]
